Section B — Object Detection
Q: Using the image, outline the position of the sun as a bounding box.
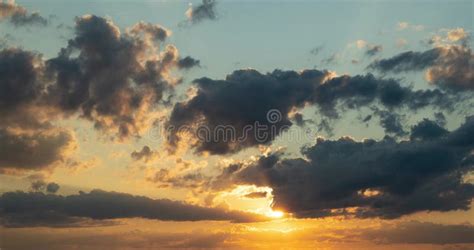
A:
[266,210,285,219]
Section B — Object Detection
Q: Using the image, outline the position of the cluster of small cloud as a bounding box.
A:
[396,21,424,32]
[131,146,160,163]
[0,0,48,26]
[352,40,384,57]
[0,14,200,175]
[30,180,60,193]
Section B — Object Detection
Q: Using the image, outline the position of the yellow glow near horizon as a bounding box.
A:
[266,210,284,219]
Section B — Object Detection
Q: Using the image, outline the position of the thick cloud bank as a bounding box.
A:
[0,189,266,227]
[215,116,474,218]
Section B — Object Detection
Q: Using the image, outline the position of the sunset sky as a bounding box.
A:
[0,0,473,249]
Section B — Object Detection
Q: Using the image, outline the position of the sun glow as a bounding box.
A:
[266,210,285,219]
[213,185,288,219]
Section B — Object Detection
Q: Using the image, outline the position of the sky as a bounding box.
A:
[0,0,473,249]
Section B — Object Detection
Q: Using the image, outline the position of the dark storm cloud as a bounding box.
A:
[186,0,217,24]
[369,45,474,90]
[0,189,266,227]
[131,145,160,163]
[365,45,383,57]
[0,1,48,26]
[177,56,201,69]
[214,116,474,219]
[167,69,451,155]
[0,129,75,172]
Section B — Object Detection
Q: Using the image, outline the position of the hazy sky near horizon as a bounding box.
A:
[1,0,473,249]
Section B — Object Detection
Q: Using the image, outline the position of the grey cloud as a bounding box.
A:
[375,109,407,137]
[310,45,324,56]
[0,48,44,114]
[0,129,75,172]
[214,116,474,219]
[186,0,217,24]
[167,69,452,155]
[46,182,60,193]
[0,14,198,173]
[369,45,474,90]
[0,189,266,227]
[30,180,60,193]
[31,180,46,191]
[147,169,210,189]
[131,146,160,163]
[45,15,185,139]
[178,56,201,69]
[365,45,383,57]
[410,118,448,140]
[369,48,441,72]
[292,113,306,127]
[0,1,47,26]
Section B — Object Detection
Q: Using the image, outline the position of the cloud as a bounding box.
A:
[214,116,474,219]
[373,109,407,137]
[177,56,201,70]
[0,48,45,118]
[320,53,339,65]
[0,129,76,173]
[167,69,451,155]
[365,45,383,57]
[0,0,48,26]
[410,118,448,140]
[0,189,266,227]
[447,28,469,42]
[396,22,424,31]
[46,182,60,193]
[0,14,199,142]
[369,44,473,91]
[310,45,324,56]
[350,40,383,57]
[131,146,160,163]
[30,180,46,191]
[185,0,217,25]
[30,180,60,193]
[45,15,186,139]
[364,221,474,244]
